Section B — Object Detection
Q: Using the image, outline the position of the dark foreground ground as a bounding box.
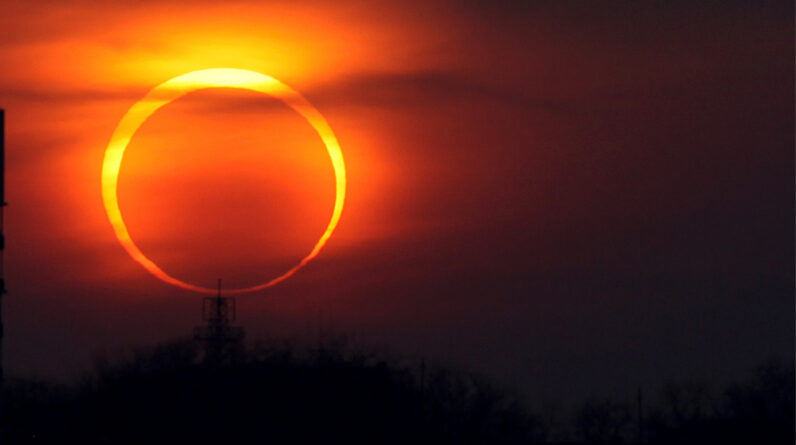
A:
[3,339,793,444]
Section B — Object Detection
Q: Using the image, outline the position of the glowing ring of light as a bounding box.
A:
[102,68,346,295]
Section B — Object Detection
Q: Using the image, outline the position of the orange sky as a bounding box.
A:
[0,0,792,405]
[0,0,446,290]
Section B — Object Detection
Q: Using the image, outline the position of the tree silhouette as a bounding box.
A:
[3,339,792,444]
[4,338,545,444]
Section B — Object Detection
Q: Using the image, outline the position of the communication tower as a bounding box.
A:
[193,280,245,365]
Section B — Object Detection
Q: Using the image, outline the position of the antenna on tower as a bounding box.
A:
[193,279,245,366]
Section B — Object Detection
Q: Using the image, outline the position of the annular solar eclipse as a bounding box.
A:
[101,68,346,294]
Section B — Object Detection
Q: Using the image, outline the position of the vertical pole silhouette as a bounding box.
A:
[0,109,6,434]
[637,386,643,444]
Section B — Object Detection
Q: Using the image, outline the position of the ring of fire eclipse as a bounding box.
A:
[101,68,346,295]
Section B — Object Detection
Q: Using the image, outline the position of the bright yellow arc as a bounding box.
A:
[102,68,346,295]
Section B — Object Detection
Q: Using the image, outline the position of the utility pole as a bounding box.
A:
[0,109,7,434]
[637,386,644,444]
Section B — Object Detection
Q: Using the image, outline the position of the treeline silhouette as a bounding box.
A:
[570,358,794,444]
[3,338,793,444]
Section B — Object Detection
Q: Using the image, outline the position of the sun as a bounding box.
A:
[101,68,346,294]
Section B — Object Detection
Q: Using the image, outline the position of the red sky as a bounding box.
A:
[0,0,793,404]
